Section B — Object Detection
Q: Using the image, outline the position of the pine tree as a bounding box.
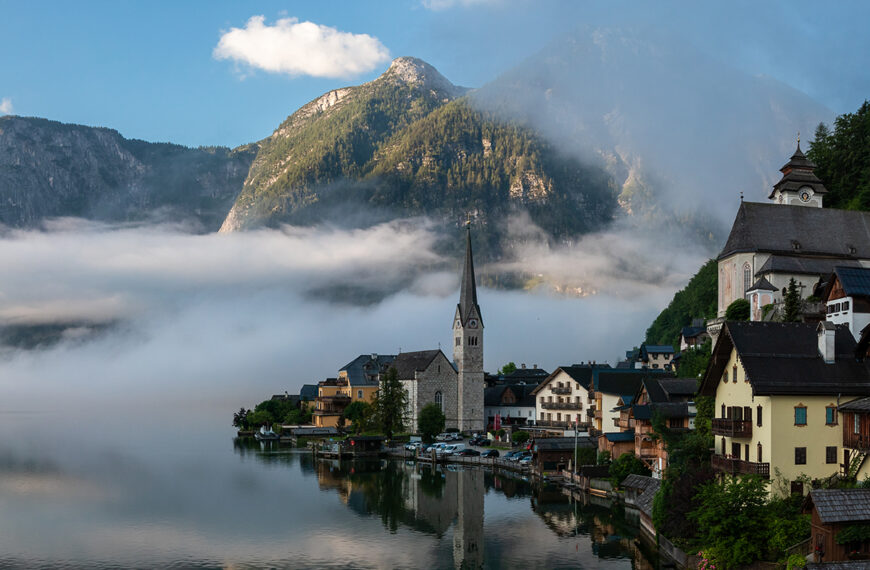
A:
[783,278,802,322]
[374,367,408,440]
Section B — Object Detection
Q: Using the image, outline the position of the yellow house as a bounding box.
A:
[313,354,395,428]
[699,321,870,496]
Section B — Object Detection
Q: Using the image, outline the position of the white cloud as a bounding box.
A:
[0,97,12,115]
[213,16,390,78]
[421,0,500,10]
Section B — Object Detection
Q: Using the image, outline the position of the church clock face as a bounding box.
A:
[799,187,812,203]
[468,318,478,329]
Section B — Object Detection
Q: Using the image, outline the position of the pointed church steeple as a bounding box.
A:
[768,139,827,207]
[458,225,482,326]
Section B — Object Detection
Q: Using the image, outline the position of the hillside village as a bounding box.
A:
[237,132,870,567]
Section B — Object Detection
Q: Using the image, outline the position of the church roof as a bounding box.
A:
[698,321,870,397]
[768,142,827,199]
[755,255,862,278]
[391,350,446,380]
[719,202,870,261]
[457,226,482,326]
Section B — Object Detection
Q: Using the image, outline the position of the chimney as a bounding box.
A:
[371,353,378,360]
[533,364,537,369]
[818,322,836,364]
[521,363,526,369]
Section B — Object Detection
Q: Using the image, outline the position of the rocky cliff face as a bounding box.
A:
[0,116,255,231]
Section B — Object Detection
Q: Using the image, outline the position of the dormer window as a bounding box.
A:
[791,240,801,251]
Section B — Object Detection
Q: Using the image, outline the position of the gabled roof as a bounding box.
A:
[484,384,537,407]
[340,354,397,386]
[659,378,698,400]
[755,255,861,278]
[746,276,777,292]
[681,326,707,339]
[650,402,694,419]
[830,266,870,298]
[622,474,661,517]
[604,430,635,442]
[807,489,870,524]
[299,384,318,400]
[719,202,870,261]
[640,344,674,359]
[502,367,550,383]
[391,350,446,380]
[839,396,870,412]
[699,321,870,397]
[531,364,610,395]
[594,370,660,397]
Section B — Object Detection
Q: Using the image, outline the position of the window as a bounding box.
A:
[455,336,461,346]
[743,263,751,293]
[669,418,682,428]
[795,406,807,426]
[757,442,763,462]
[434,391,442,411]
[795,447,807,465]
[744,406,752,423]
[721,404,726,418]
[757,405,763,427]
[733,365,738,383]
[357,390,363,399]
[744,444,749,461]
[843,300,851,311]
[826,446,837,464]
[855,413,861,435]
[826,406,837,426]
[723,370,729,383]
[721,438,725,455]
[540,412,545,420]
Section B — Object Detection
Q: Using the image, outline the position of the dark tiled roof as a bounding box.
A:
[833,266,870,298]
[532,364,609,395]
[839,396,870,412]
[604,430,635,442]
[340,354,397,386]
[769,143,827,199]
[632,405,651,420]
[391,350,444,380]
[756,255,862,278]
[622,474,661,517]
[484,384,537,407]
[595,370,658,396]
[681,326,707,339]
[299,384,318,400]
[699,322,870,397]
[808,489,870,524]
[535,436,595,451]
[719,202,870,261]
[650,402,694,418]
[747,276,778,292]
[659,378,698,399]
[503,368,550,383]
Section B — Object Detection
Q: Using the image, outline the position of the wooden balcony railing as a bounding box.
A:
[844,432,870,451]
[711,454,769,478]
[541,401,583,410]
[551,386,572,395]
[711,418,752,438]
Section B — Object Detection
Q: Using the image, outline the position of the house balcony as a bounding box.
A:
[541,401,583,410]
[711,418,753,438]
[711,454,770,478]
[637,445,658,458]
[844,432,870,451]
[551,386,572,395]
[314,395,351,415]
[586,406,596,418]
[594,409,602,420]
[534,419,592,430]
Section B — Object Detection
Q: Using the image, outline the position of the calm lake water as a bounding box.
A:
[0,412,658,569]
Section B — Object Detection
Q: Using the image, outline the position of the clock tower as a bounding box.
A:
[768,139,827,207]
[453,225,484,433]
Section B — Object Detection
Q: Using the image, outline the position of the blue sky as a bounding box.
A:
[1,0,868,148]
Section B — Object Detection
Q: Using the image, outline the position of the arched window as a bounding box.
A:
[434,391,442,411]
[743,263,752,293]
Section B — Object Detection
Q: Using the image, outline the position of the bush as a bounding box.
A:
[609,452,651,486]
[512,431,530,445]
[725,298,750,321]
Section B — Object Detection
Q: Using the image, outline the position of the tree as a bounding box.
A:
[725,298,750,321]
[342,401,372,434]
[645,258,718,348]
[512,431,530,446]
[609,452,651,486]
[499,362,517,375]
[689,475,770,569]
[232,407,251,430]
[373,367,408,440]
[418,403,446,443]
[676,338,712,379]
[783,277,802,322]
[807,101,870,211]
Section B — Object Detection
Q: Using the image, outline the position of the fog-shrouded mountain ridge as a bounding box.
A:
[219,56,618,264]
[0,116,256,231]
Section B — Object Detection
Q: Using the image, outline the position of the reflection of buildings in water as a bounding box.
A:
[313,459,485,569]
[231,438,302,468]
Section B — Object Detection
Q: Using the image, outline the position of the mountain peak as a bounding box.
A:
[385,57,465,98]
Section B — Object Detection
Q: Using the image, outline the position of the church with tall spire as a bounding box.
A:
[387,224,485,433]
[453,224,485,433]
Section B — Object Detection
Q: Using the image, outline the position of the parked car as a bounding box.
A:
[504,450,524,461]
[404,441,422,451]
[481,449,499,458]
[518,454,533,465]
[439,443,466,456]
[456,449,480,456]
[436,433,452,441]
[449,432,463,441]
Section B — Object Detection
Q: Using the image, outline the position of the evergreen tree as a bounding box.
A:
[807,101,870,210]
[783,278,801,322]
[374,367,408,439]
[418,403,446,443]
